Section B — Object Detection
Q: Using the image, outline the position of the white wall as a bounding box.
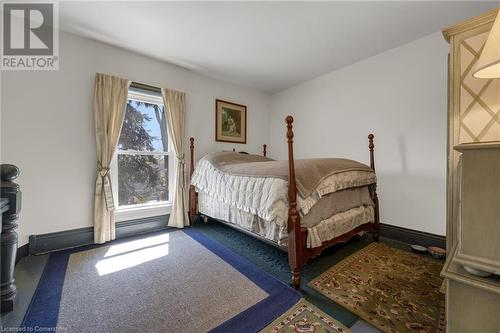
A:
[268,32,448,235]
[1,30,271,245]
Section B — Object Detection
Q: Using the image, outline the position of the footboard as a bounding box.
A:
[284,116,380,290]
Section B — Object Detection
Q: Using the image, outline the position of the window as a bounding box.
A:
[111,87,174,221]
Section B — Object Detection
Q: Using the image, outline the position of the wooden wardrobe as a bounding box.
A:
[442,8,500,333]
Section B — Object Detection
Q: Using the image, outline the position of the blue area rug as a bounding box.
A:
[22,229,300,332]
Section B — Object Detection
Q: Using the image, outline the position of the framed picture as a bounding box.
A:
[215,99,247,144]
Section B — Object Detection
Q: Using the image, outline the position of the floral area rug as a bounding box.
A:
[309,243,445,333]
[261,299,352,333]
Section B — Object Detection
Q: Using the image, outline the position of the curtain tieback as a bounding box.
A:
[176,154,185,165]
[97,163,115,212]
[99,167,110,177]
[176,154,186,189]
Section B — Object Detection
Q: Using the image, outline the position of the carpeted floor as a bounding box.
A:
[22,229,300,332]
[191,218,372,327]
[22,219,440,333]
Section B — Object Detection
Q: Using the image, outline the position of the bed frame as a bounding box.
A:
[188,115,380,290]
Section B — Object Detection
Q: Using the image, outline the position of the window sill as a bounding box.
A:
[115,203,172,222]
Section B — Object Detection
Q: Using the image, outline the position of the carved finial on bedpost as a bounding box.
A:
[189,137,196,225]
[189,137,195,177]
[286,116,296,202]
[368,134,375,173]
[263,144,267,157]
[285,115,302,290]
[286,116,294,141]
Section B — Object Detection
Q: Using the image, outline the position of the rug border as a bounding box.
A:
[308,242,446,333]
[20,251,70,329]
[21,228,300,333]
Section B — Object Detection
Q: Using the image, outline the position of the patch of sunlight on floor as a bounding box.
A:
[95,234,170,276]
[104,233,170,257]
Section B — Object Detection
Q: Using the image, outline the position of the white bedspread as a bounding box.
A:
[191,158,375,227]
[191,159,289,226]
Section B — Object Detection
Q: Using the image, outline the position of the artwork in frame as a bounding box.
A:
[215,99,247,144]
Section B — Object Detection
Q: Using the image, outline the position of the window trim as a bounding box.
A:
[111,89,175,222]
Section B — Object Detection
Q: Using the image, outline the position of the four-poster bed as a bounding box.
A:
[188,116,380,290]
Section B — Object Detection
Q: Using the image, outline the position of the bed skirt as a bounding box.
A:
[198,192,374,248]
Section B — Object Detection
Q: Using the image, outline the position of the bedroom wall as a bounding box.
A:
[268,32,448,236]
[1,30,271,246]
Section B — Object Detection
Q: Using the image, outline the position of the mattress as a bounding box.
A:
[198,192,374,248]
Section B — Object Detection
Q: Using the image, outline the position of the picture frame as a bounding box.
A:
[215,99,247,144]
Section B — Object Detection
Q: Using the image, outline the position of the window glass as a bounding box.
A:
[115,94,170,208]
[117,154,169,206]
[118,100,168,152]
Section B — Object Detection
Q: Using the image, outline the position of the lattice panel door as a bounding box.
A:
[459,32,500,143]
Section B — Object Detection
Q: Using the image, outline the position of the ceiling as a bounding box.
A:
[58,1,499,93]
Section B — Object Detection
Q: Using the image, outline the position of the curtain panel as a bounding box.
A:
[161,88,189,228]
[93,73,131,244]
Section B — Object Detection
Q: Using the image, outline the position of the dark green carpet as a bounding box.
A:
[191,218,373,327]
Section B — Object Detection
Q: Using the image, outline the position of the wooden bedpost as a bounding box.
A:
[263,144,267,157]
[286,116,302,290]
[189,137,196,225]
[368,134,380,241]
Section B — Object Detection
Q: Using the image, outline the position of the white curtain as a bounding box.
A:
[93,73,131,244]
[162,88,189,228]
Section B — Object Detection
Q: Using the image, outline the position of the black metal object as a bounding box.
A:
[1,164,21,313]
